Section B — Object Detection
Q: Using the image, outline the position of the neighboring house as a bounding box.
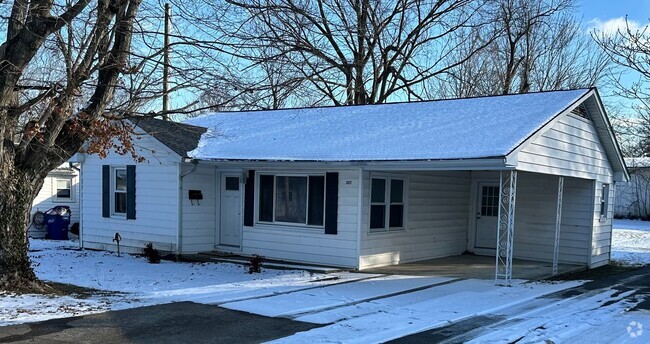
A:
[78,88,628,283]
[615,157,650,219]
[29,162,81,238]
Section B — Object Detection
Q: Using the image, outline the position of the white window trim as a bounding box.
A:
[111,166,127,217]
[368,174,408,234]
[255,172,327,230]
[52,176,75,202]
[600,183,610,222]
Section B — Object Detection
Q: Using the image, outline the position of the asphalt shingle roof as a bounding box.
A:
[132,117,207,157]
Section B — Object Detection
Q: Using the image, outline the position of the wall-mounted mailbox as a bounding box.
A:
[189,190,203,205]
[189,190,203,200]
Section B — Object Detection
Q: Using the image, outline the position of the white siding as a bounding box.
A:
[517,114,613,183]
[517,113,615,268]
[591,180,615,268]
[359,171,471,269]
[510,173,591,265]
[29,165,80,238]
[241,169,359,268]
[180,165,217,253]
[81,134,180,254]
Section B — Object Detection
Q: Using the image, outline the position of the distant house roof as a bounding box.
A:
[131,117,207,157]
[184,89,592,161]
[625,157,650,168]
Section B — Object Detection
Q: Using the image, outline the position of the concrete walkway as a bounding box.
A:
[364,255,583,279]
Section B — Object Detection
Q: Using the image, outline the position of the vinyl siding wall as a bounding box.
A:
[29,166,80,238]
[241,169,359,268]
[81,134,180,254]
[591,180,615,267]
[180,165,217,253]
[517,113,614,268]
[511,172,592,265]
[517,114,614,183]
[359,171,471,269]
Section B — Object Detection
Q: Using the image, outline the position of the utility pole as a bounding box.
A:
[162,3,171,120]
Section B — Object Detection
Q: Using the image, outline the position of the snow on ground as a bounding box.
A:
[612,219,650,266]
[1,239,371,326]
[2,220,648,342]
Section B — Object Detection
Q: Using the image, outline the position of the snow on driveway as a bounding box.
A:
[265,279,582,344]
[3,220,648,342]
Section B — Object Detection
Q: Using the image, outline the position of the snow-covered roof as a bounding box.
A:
[625,157,650,168]
[185,89,591,162]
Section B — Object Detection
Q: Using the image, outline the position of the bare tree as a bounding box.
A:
[594,18,650,157]
[174,0,492,107]
[434,0,609,98]
[0,0,144,292]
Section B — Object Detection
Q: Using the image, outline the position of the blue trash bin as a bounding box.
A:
[44,206,71,240]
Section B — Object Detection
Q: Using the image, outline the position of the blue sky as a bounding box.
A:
[579,0,650,23]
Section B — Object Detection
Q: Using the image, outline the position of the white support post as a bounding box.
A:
[495,170,517,286]
[552,176,564,275]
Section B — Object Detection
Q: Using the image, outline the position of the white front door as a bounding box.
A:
[475,183,500,249]
[219,174,242,247]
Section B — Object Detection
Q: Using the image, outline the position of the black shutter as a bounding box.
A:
[126,165,136,220]
[244,170,255,226]
[102,165,110,218]
[325,172,339,235]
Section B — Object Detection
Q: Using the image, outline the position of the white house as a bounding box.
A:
[78,88,628,284]
[29,162,80,238]
[614,157,650,219]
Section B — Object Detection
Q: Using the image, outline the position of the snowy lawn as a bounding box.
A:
[1,239,371,325]
[1,219,647,343]
[611,219,650,266]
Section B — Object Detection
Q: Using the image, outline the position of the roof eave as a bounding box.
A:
[187,157,511,171]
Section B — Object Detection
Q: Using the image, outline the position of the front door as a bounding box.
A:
[475,183,500,249]
[219,174,242,247]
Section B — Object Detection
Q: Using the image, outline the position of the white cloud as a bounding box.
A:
[588,17,645,37]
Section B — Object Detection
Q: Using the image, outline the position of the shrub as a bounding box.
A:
[143,243,161,264]
[248,254,263,274]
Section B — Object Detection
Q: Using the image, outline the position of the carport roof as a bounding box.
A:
[184,89,592,162]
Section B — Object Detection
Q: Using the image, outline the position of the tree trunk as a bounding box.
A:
[0,166,47,292]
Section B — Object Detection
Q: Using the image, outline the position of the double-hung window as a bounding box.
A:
[113,168,127,215]
[258,174,325,227]
[370,177,406,232]
[54,178,73,200]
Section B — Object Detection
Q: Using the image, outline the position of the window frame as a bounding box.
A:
[600,183,610,221]
[53,177,74,202]
[111,167,127,217]
[255,172,327,229]
[369,175,408,233]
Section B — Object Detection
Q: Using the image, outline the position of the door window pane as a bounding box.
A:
[480,186,499,217]
[275,176,307,223]
[259,175,274,222]
[307,176,325,226]
[225,177,239,190]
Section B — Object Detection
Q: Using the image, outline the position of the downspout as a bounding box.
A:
[177,159,198,255]
[70,160,84,248]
